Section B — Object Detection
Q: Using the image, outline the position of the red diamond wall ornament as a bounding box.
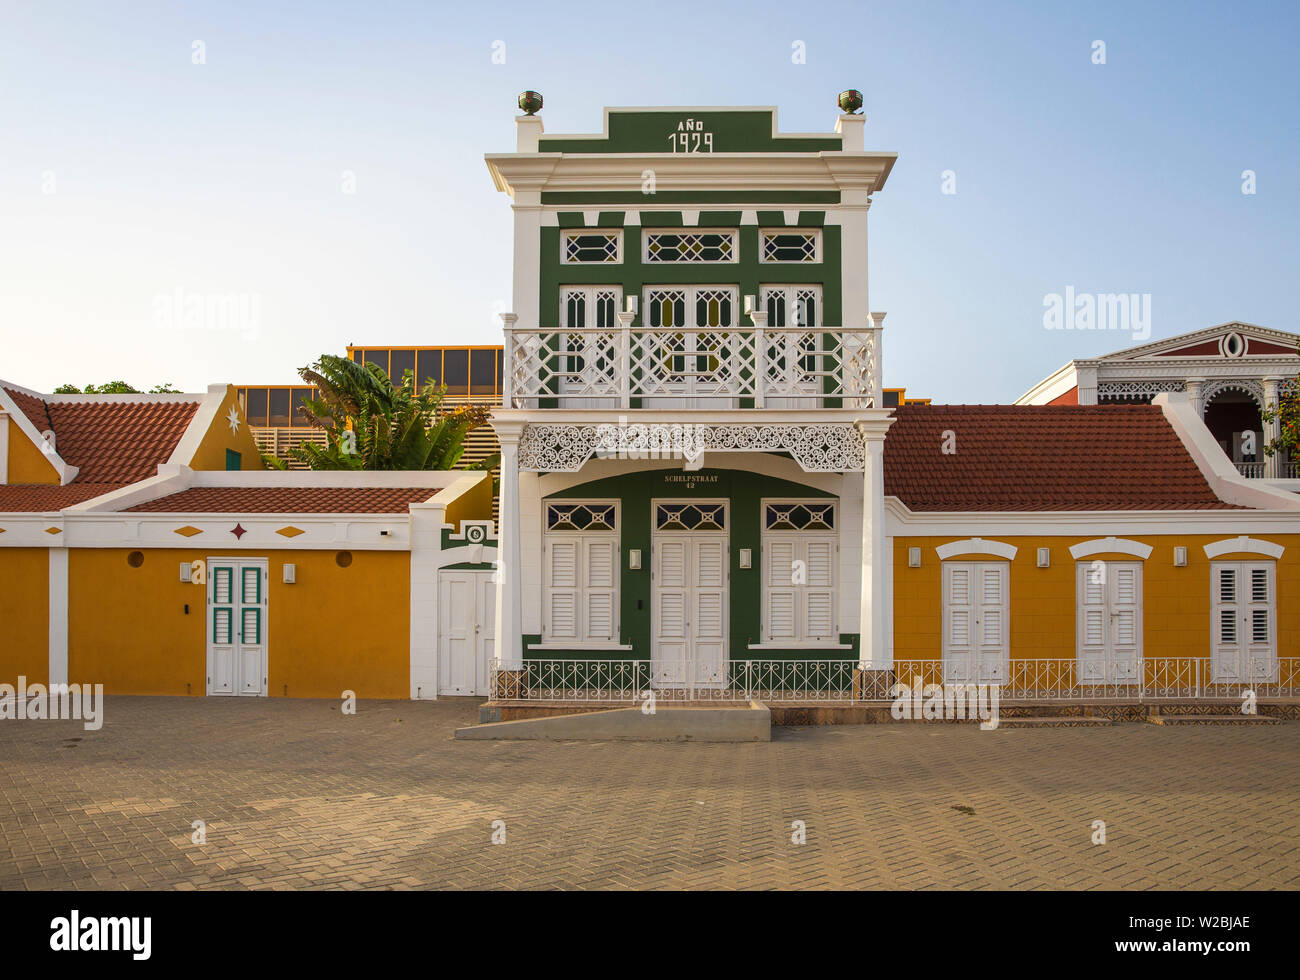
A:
[230,523,248,539]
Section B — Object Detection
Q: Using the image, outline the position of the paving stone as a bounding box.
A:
[0,696,1296,889]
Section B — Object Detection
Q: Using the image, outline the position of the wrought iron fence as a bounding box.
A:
[490,657,1299,704]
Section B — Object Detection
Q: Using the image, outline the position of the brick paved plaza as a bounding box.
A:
[1,697,1297,890]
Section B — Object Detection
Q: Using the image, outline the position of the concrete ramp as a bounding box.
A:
[455,702,771,742]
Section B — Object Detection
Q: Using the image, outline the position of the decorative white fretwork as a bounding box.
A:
[1201,378,1266,407]
[1097,380,1187,400]
[517,422,868,473]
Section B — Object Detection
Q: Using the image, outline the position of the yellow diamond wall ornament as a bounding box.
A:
[174,525,203,537]
[276,526,305,538]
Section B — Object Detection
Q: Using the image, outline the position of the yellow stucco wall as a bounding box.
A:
[0,547,49,684]
[68,548,409,698]
[444,472,493,528]
[6,419,60,484]
[893,533,1300,666]
[187,386,265,471]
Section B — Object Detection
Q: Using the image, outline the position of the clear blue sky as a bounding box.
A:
[2,0,1296,401]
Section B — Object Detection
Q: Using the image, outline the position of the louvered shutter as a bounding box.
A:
[944,563,975,683]
[975,564,1007,682]
[1076,562,1108,682]
[585,539,617,641]
[546,538,580,641]
[1109,563,1141,680]
[803,538,836,639]
[765,539,797,640]
[1244,563,1277,680]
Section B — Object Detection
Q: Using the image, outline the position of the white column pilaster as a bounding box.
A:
[1263,377,1282,478]
[48,547,68,687]
[408,503,444,699]
[1186,378,1206,418]
[858,433,888,669]
[493,425,525,670]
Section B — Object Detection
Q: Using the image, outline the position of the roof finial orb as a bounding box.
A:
[518,91,543,115]
[837,89,864,114]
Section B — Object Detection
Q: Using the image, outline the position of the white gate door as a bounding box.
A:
[438,570,495,696]
[207,558,268,696]
[1210,561,1277,683]
[1076,561,1142,684]
[942,562,1008,685]
[651,501,729,689]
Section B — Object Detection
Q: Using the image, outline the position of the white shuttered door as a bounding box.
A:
[943,562,1008,684]
[207,558,268,697]
[1211,561,1277,682]
[1075,561,1143,684]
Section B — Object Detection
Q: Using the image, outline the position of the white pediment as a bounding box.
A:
[1094,322,1299,362]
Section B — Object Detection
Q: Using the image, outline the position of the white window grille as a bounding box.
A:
[643,229,738,263]
[760,229,821,263]
[561,230,621,264]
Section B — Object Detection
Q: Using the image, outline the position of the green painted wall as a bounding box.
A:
[530,466,859,663]
[542,221,842,328]
[537,110,842,154]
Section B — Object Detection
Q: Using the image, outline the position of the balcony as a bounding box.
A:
[503,324,882,410]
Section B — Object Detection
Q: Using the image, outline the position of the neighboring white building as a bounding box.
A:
[1018,322,1300,486]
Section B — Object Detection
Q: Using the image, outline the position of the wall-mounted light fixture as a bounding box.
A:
[283,563,297,584]
[908,547,921,568]
[739,548,752,569]
[1037,547,1050,568]
[1174,546,1187,567]
[628,549,642,570]
[179,562,192,583]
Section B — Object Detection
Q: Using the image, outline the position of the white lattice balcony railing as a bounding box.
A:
[1235,461,1266,478]
[504,325,882,409]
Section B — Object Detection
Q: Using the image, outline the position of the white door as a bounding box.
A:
[760,285,822,409]
[438,571,496,696]
[641,287,740,409]
[207,559,268,696]
[1076,561,1142,684]
[1211,561,1277,683]
[557,287,620,408]
[942,562,1008,684]
[651,501,729,689]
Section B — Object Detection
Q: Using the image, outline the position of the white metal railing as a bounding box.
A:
[490,657,1300,704]
[503,325,881,409]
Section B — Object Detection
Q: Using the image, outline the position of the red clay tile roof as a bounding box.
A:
[124,487,436,514]
[0,483,125,513]
[4,387,53,435]
[4,387,200,485]
[883,404,1240,511]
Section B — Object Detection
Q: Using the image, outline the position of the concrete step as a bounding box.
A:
[1147,713,1281,726]
[456,702,771,742]
[991,716,1115,729]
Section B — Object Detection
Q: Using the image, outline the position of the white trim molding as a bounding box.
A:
[1068,537,1154,560]
[935,537,1019,561]
[1203,535,1285,559]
